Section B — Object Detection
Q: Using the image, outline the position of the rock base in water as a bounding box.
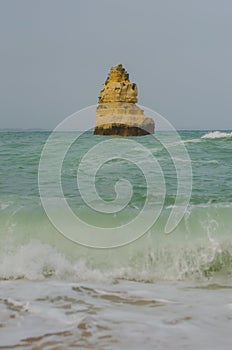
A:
[94,124,152,136]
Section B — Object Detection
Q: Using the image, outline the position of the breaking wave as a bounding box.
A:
[201,131,232,139]
[0,203,232,283]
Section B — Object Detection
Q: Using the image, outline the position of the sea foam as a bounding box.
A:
[201,131,232,139]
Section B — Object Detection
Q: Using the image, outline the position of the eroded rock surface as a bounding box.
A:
[94,64,154,136]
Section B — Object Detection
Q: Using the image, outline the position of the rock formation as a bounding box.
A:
[94,64,155,136]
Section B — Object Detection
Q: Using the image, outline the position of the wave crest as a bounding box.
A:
[201,131,232,139]
[0,238,231,283]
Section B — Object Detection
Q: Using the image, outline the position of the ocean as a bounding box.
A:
[0,130,232,349]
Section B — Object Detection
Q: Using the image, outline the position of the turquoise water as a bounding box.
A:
[0,130,232,279]
[0,130,232,349]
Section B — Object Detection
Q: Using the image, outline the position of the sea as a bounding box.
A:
[0,130,232,349]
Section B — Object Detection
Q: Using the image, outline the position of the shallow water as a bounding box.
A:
[0,130,232,348]
[0,280,232,349]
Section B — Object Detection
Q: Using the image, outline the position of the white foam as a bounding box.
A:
[0,203,9,210]
[201,131,232,139]
[0,240,112,283]
[182,139,201,144]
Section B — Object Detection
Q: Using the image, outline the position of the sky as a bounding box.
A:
[0,0,231,130]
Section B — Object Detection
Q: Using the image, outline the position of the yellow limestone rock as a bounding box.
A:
[94,64,155,136]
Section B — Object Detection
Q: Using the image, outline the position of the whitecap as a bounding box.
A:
[182,139,201,144]
[201,131,232,139]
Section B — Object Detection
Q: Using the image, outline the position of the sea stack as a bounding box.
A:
[94,64,155,136]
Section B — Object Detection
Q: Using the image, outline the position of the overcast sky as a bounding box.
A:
[0,0,231,130]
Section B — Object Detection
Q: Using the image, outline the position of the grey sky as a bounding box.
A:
[0,0,231,130]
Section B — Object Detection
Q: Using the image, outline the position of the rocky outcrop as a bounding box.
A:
[94,64,154,136]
